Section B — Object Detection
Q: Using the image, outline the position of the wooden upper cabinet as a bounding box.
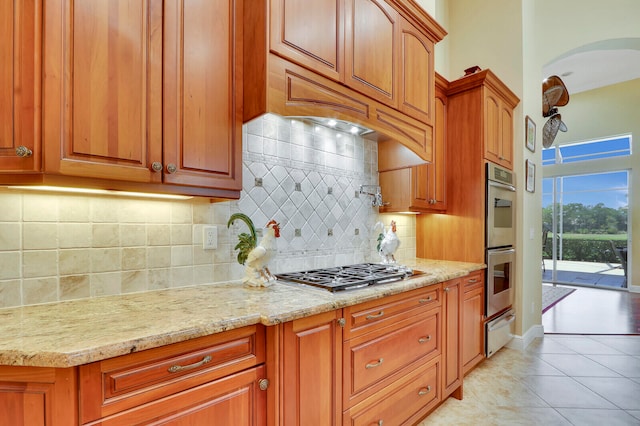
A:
[163,0,242,190]
[484,89,514,169]
[378,73,447,213]
[345,0,398,106]
[43,0,163,183]
[39,0,242,196]
[399,17,434,124]
[0,0,42,173]
[270,0,343,81]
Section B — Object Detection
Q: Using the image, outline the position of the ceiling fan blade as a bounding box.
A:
[542,75,570,116]
[542,115,561,148]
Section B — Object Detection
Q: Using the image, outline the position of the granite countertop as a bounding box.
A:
[0,259,484,368]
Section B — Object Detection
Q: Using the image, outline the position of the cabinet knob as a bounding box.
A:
[166,163,177,174]
[258,378,269,391]
[444,287,450,292]
[151,162,163,172]
[15,146,33,158]
[337,318,346,328]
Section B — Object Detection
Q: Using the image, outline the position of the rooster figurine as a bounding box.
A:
[376,220,400,264]
[227,213,281,287]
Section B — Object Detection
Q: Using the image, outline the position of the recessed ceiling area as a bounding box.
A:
[542,38,640,94]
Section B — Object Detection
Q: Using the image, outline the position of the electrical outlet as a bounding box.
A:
[203,226,217,250]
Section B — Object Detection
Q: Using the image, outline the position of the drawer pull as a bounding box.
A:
[418,335,432,344]
[418,385,432,396]
[365,358,384,369]
[377,421,383,426]
[467,278,479,283]
[418,296,432,304]
[168,355,212,373]
[366,310,385,320]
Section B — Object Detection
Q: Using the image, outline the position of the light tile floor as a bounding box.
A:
[419,335,640,425]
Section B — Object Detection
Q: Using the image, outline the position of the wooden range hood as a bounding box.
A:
[243,0,447,167]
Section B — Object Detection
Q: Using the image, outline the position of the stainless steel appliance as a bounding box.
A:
[486,162,516,249]
[276,263,419,292]
[486,247,515,319]
[486,308,515,357]
[484,163,516,357]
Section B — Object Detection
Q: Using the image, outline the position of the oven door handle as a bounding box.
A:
[489,180,516,192]
[488,313,516,331]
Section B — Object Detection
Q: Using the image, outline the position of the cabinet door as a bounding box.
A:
[43,0,163,183]
[345,0,398,106]
[484,91,502,166]
[0,0,41,172]
[442,279,462,398]
[270,0,343,81]
[96,366,266,426]
[463,276,485,375]
[399,17,434,124]
[163,0,242,190]
[484,89,513,169]
[499,103,514,168]
[0,367,77,426]
[282,311,342,426]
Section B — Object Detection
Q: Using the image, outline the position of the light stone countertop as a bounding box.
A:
[0,259,484,368]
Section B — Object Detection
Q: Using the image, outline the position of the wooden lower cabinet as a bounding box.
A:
[0,367,77,426]
[462,272,486,375]
[343,356,440,426]
[442,277,462,399]
[279,310,343,426]
[86,366,266,426]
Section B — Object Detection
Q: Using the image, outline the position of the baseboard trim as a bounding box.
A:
[507,324,544,351]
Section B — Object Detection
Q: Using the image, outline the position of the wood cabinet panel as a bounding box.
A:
[80,325,265,423]
[344,356,440,426]
[43,0,163,183]
[0,0,41,172]
[379,73,446,213]
[399,18,434,124]
[163,0,242,190]
[92,365,266,426]
[282,311,342,426]
[343,308,440,407]
[344,286,439,339]
[463,272,485,375]
[345,0,398,106]
[442,278,462,399]
[270,0,343,81]
[0,366,77,426]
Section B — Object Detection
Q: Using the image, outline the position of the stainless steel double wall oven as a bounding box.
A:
[485,162,516,357]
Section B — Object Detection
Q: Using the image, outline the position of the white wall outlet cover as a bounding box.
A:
[203,226,218,250]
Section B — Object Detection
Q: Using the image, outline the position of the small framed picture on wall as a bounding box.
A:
[526,160,536,193]
[525,115,536,152]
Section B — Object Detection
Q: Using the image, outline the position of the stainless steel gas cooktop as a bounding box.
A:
[275,263,420,292]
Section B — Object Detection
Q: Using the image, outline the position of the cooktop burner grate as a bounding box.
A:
[276,263,416,292]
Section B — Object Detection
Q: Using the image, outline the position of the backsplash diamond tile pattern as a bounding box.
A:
[0,113,415,309]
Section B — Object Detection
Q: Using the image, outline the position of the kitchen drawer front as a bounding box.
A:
[463,270,484,292]
[343,308,440,406]
[80,325,265,424]
[343,356,440,426]
[344,285,440,339]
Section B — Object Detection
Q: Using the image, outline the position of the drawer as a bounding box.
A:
[344,356,440,426]
[80,325,265,424]
[463,270,484,292]
[344,286,440,339]
[343,308,440,406]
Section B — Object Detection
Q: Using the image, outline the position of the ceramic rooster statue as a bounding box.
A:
[376,220,400,264]
[227,213,281,287]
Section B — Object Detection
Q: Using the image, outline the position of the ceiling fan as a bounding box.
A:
[542,75,570,148]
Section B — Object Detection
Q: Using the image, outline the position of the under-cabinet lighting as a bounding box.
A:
[6,185,193,200]
[398,211,420,215]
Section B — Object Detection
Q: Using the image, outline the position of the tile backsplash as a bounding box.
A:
[0,114,415,308]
